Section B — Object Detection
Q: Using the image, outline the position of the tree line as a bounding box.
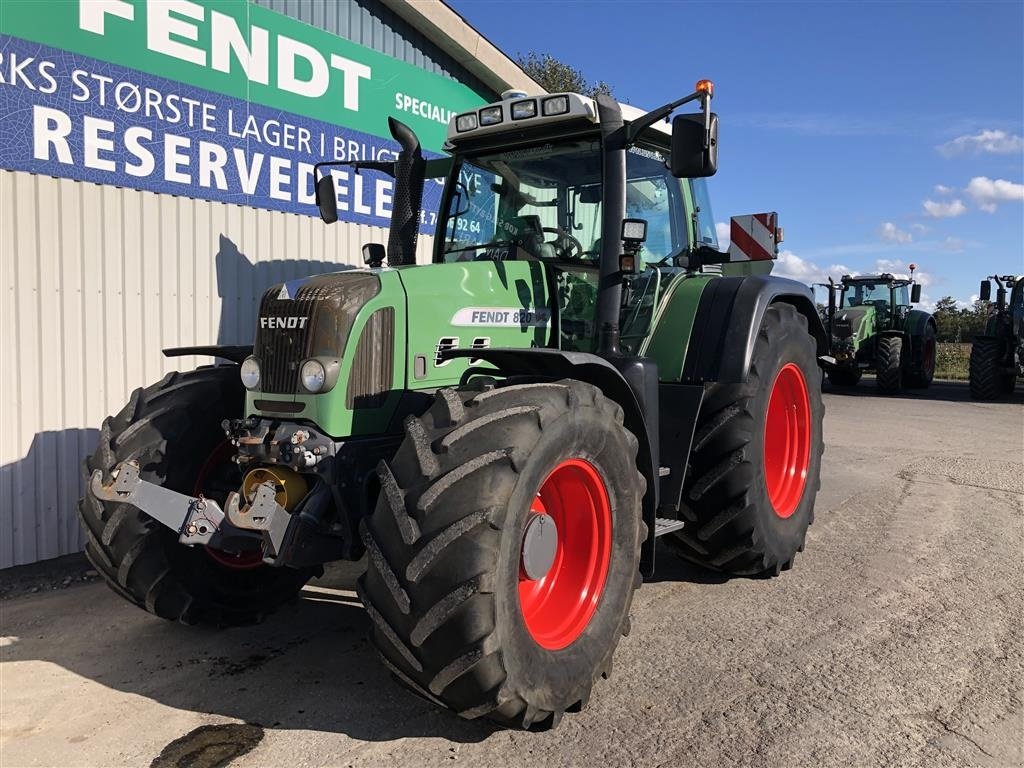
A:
[932,297,992,342]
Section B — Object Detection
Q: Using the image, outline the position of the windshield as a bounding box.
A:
[841,282,907,308]
[440,139,686,264]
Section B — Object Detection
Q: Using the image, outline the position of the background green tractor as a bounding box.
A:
[970,274,1023,399]
[80,82,828,729]
[819,268,936,393]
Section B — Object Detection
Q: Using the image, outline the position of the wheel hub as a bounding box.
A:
[517,459,613,650]
[520,512,558,581]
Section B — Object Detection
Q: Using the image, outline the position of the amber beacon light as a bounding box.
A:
[695,79,714,97]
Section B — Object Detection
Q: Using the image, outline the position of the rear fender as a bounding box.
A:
[681,276,828,384]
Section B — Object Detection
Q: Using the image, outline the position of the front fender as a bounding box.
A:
[681,276,828,384]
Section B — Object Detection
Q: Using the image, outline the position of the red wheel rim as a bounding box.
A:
[195,441,264,570]
[763,363,811,519]
[518,459,612,650]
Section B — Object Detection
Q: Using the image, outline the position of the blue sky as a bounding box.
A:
[449,0,1024,307]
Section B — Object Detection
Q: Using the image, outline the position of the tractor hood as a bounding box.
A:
[246,269,405,437]
[832,305,874,341]
[243,259,553,439]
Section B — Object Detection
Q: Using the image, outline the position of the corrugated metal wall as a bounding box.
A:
[0,169,434,568]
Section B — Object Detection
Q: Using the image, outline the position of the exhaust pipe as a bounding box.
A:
[386,117,425,267]
[595,94,626,357]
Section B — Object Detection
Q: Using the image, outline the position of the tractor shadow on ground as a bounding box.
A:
[643,542,731,585]
[823,378,1021,405]
[3,561,499,746]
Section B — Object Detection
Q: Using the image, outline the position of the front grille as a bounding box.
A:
[346,308,395,409]
[256,286,318,394]
[253,273,381,395]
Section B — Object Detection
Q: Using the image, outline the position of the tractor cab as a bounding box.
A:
[836,272,922,332]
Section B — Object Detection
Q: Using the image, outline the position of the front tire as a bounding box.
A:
[669,303,824,576]
[359,380,644,729]
[78,367,315,625]
[969,337,1005,400]
[876,336,903,394]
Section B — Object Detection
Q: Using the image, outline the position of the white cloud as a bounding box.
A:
[941,236,965,252]
[923,198,967,218]
[877,222,913,244]
[772,250,849,285]
[715,221,731,250]
[872,258,932,286]
[964,176,1024,213]
[938,129,1024,157]
[911,223,929,234]
[933,184,953,195]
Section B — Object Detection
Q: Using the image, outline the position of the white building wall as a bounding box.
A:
[0,170,433,568]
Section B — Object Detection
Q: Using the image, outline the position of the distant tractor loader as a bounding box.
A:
[81,81,827,729]
[819,267,936,393]
[970,274,1023,399]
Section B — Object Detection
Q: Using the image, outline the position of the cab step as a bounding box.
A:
[654,517,686,537]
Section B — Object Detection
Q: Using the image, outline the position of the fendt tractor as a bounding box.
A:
[82,81,828,729]
[818,268,936,393]
[970,273,1023,399]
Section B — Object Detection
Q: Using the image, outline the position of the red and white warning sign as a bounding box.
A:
[728,212,780,262]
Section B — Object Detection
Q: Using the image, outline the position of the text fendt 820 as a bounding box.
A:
[84,81,827,729]
[970,273,1023,399]
[818,268,936,394]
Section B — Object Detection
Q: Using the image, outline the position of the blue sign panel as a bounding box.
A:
[0,35,445,232]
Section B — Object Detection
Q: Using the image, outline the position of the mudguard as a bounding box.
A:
[680,276,828,384]
[163,345,252,364]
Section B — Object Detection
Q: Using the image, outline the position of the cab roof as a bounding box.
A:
[445,91,669,147]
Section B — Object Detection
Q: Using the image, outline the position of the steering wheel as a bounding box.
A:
[542,227,584,260]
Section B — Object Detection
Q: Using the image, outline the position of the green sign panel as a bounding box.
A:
[0,0,487,151]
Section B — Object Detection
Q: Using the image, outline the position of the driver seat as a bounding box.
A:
[507,215,555,260]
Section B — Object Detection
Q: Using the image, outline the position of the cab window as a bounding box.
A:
[690,178,718,249]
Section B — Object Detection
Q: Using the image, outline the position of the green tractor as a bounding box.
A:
[81,81,828,729]
[819,269,936,393]
[969,274,1023,399]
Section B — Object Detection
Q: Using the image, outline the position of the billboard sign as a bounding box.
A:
[0,0,488,229]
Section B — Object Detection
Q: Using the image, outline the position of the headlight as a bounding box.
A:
[511,99,537,120]
[479,105,503,126]
[455,113,478,132]
[240,356,261,390]
[300,359,326,393]
[542,95,569,116]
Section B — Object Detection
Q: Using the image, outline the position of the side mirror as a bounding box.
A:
[911,284,922,303]
[316,174,338,224]
[979,279,991,302]
[670,112,718,178]
[362,243,385,269]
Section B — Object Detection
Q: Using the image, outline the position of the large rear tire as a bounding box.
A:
[78,367,315,625]
[906,324,936,389]
[876,336,903,394]
[358,380,644,729]
[969,337,1005,400]
[669,303,824,576]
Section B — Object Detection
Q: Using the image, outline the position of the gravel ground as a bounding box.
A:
[1,380,1021,768]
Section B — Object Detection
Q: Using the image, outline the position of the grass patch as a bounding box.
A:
[935,343,971,381]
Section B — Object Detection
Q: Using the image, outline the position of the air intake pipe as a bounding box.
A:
[386,117,426,267]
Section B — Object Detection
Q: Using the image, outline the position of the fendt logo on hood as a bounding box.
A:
[260,317,309,330]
